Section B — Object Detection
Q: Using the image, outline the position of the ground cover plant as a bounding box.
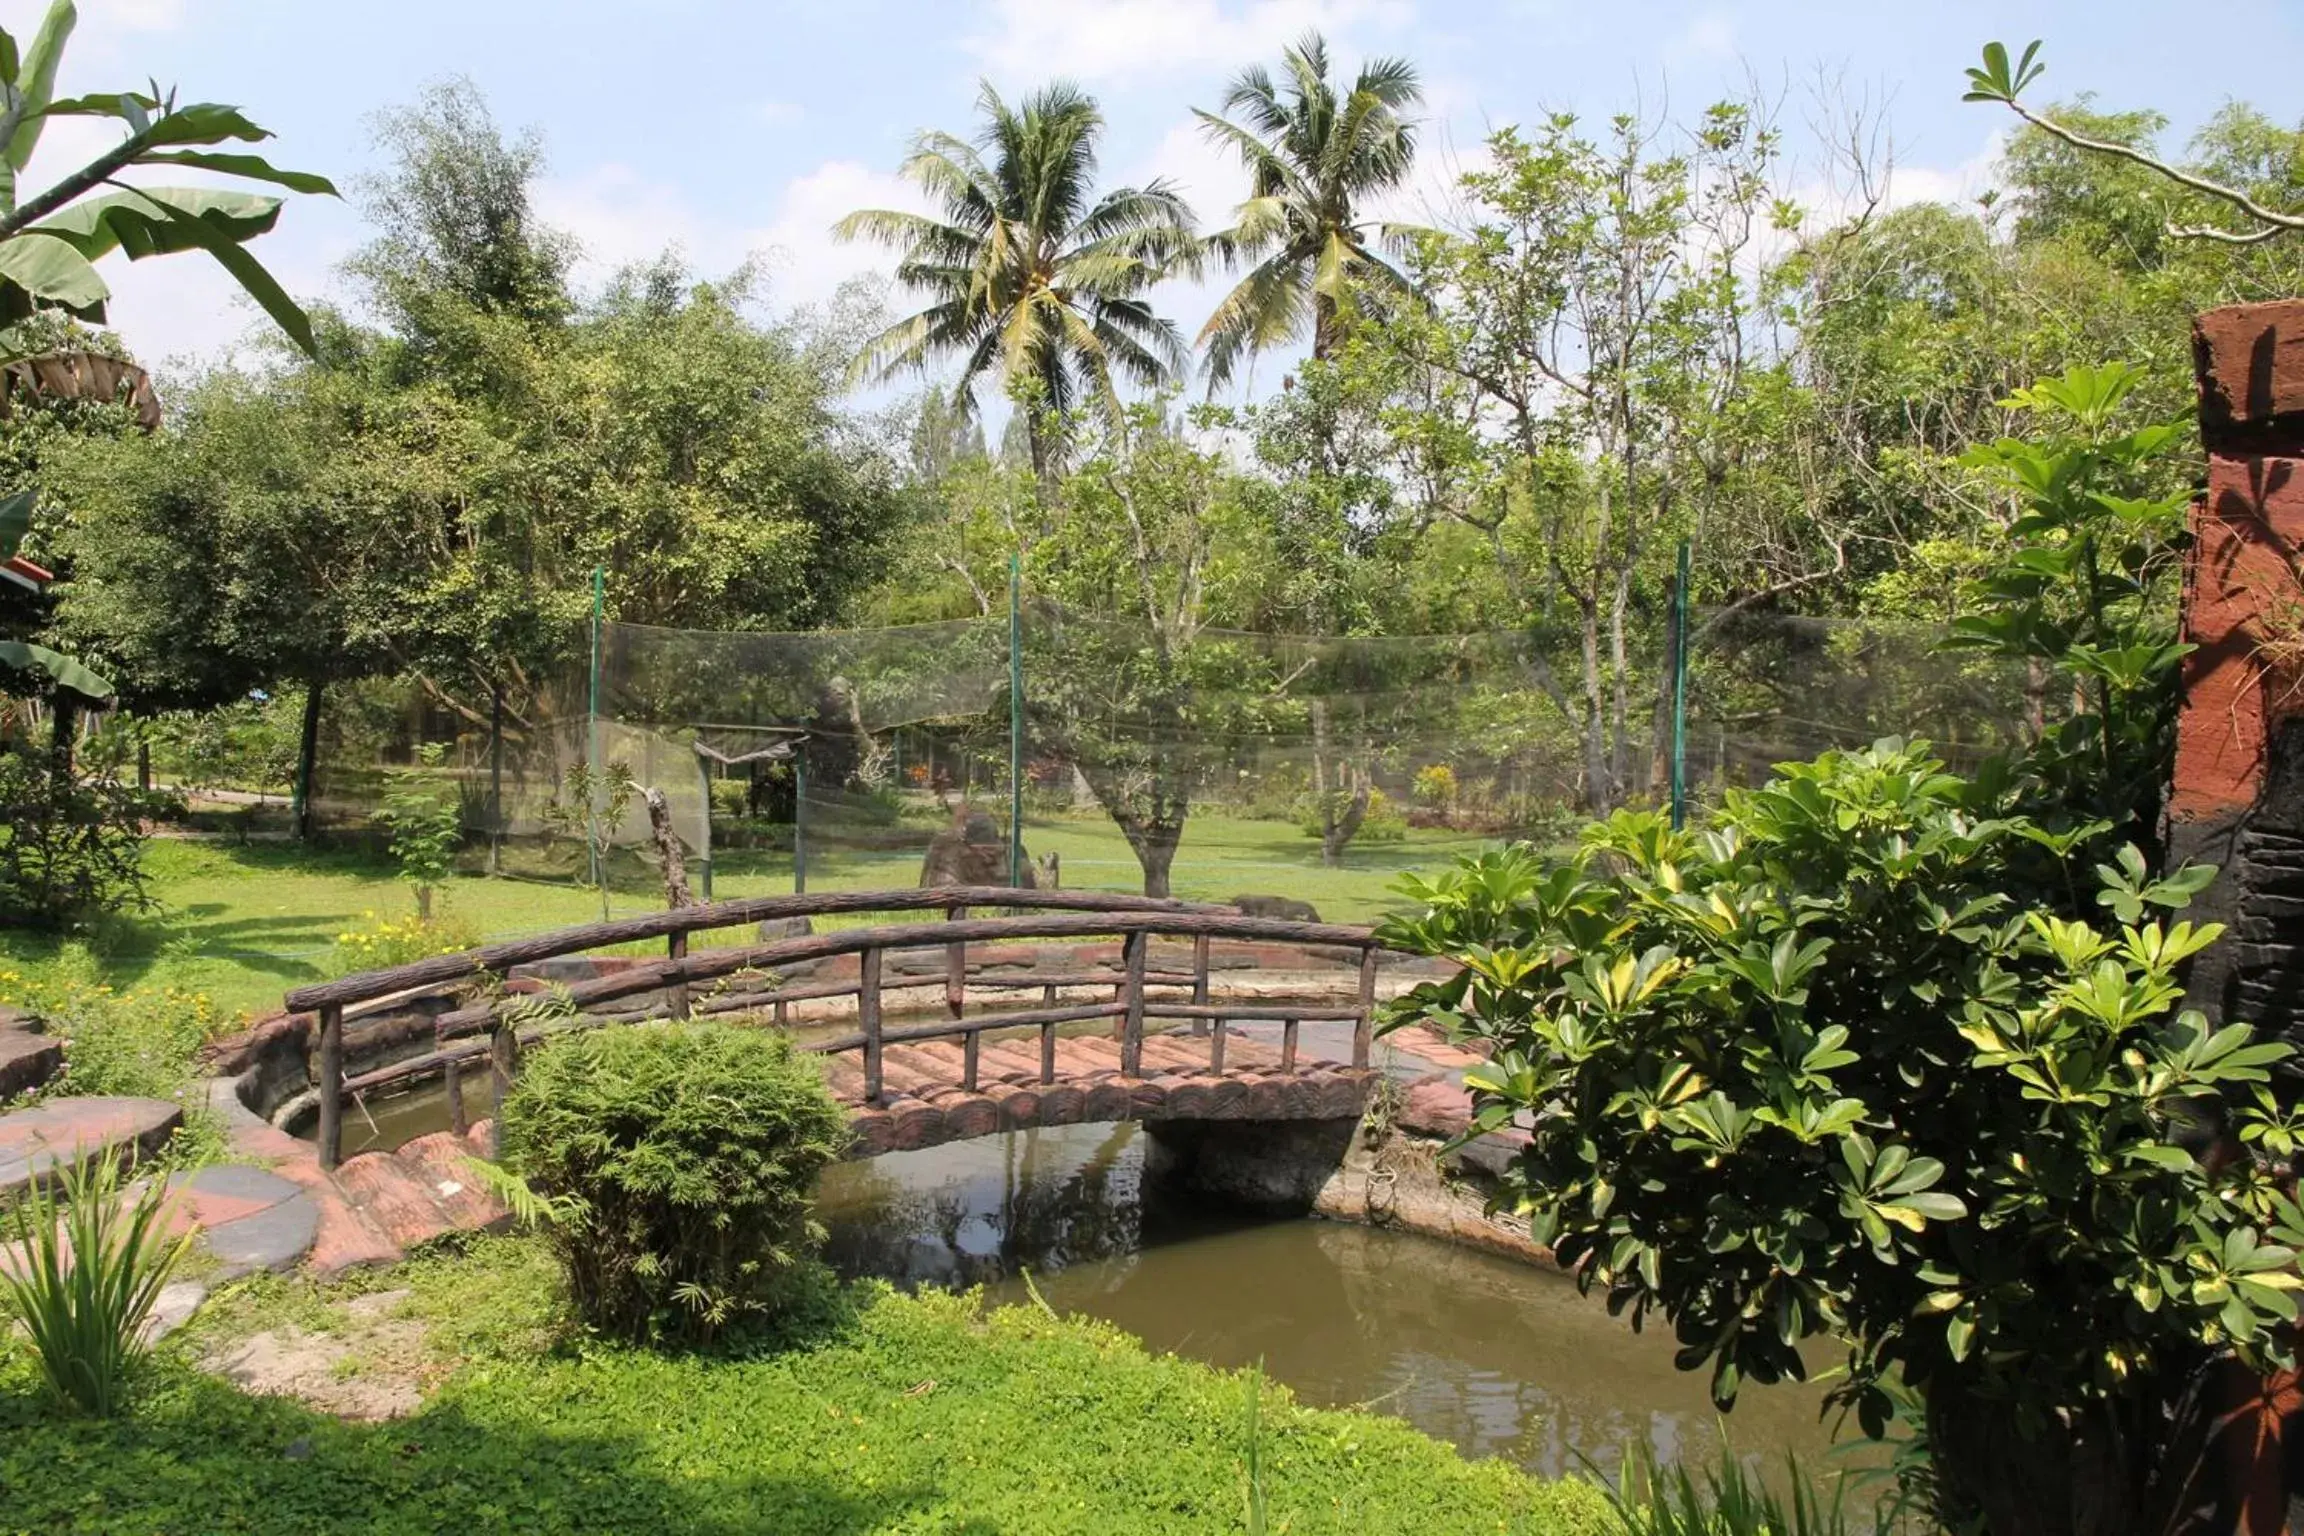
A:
[0,1232,1616,1534]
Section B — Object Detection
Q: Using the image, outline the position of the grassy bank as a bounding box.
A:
[0,1235,1611,1535]
[0,814,1500,1022]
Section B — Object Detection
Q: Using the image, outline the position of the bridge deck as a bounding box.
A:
[825,1025,1374,1159]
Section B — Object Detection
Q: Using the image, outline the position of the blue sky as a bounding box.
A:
[23,0,2304,388]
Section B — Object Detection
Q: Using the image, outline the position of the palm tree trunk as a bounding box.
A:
[1312,292,1340,364]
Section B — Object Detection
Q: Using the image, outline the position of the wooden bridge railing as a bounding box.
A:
[284,887,1394,1169]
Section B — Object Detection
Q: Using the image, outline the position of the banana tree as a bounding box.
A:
[0,0,335,359]
[0,485,106,700]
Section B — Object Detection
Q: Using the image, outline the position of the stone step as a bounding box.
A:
[165,1165,320,1279]
[0,1026,62,1099]
[395,1132,512,1233]
[0,1096,182,1200]
[332,1151,458,1253]
[298,1175,402,1277]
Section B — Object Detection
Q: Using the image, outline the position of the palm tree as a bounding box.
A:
[836,82,1196,485]
[1194,32,1424,389]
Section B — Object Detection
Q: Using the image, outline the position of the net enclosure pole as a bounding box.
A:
[1008,553,1024,888]
[696,752,714,902]
[586,564,605,886]
[1670,538,1690,831]
[793,750,807,895]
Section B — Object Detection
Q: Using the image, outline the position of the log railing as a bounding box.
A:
[290,887,1397,1169]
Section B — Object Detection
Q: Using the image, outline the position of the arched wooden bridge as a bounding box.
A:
[283,888,1417,1169]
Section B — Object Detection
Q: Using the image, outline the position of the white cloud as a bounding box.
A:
[535,162,730,283]
[535,156,929,315]
[76,0,186,31]
[752,159,932,310]
[1671,10,1737,65]
[963,0,1413,83]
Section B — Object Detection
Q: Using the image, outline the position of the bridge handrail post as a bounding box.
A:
[1120,931,1147,1076]
[860,946,884,1104]
[489,1017,522,1156]
[316,1003,344,1169]
[666,930,691,1019]
[1189,934,1210,1037]
[445,1056,469,1137]
[1353,945,1378,1070]
[944,905,967,1020]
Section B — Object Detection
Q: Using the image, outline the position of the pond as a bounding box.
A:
[333,1079,1852,1480]
[819,1120,1846,1482]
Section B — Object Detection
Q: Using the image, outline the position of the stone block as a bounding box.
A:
[2197,301,2304,439]
[0,1029,63,1099]
[0,1096,183,1199]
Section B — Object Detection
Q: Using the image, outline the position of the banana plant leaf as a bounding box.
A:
[0,638,111,700]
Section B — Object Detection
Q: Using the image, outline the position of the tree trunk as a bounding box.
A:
[643,785,694,909]
[1321,777,1371,867]
[294,679,326,844]
[1577,594,1610,814]
[1135,829,1179,898]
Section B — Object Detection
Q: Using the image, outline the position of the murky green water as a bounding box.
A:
[818,1122,1846,1480]
[329,1083,1851,1480]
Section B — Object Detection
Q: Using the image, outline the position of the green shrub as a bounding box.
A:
[0,1149,194,1416]
[1294,785,1407,844]
[1380,738,2304,1531]
[377,743,461,920]
[498,1022,850,1344]
[27,976,220,1101]
[0,749,167,931]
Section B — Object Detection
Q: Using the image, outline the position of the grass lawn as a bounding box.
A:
[0,1235,1613,1535]
[0,813,1498,1024]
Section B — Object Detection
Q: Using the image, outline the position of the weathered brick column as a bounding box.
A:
[2170,299,2304,1039]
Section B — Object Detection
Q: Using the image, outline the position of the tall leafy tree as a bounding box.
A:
[835,82,1195,485]
[1194,32,1423,389]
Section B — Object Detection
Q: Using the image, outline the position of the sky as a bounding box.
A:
[20,0,2304,395]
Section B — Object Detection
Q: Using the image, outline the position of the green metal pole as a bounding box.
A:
[1008,554,1024,887]
[586,565,604,886]
[1670,538,1691,831]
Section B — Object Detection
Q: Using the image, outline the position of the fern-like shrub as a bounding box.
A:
[497,1022,850,1344]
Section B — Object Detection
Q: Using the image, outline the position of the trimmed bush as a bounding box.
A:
[498,1022,850,1343]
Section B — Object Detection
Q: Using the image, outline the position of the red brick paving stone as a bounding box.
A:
[989,1080,1045,1131]
[1398,1074,1473,1139]
[978,1040,1047,1086]
[1063,1036,1126,1074]
[1138,1036,1215,1075]
[0,1096,183,1199]
[1386,1023,1486,1070]
[333,1152,457,1252]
